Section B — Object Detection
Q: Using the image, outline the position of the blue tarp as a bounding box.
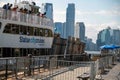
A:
[100,45,120,49]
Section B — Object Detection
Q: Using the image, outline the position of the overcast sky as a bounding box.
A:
[0,0,120,43]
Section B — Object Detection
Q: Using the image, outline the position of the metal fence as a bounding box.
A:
[94,55,114,79]
[0,55,115,80]
[0,55,92,80]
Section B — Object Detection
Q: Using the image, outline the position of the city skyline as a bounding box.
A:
[0,0,120,42]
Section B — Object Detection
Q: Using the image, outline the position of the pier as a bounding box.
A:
[0,52,120,80]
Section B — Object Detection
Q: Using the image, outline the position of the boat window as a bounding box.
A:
[3,23,53,37]
[34,28,39,36]
[36,28,40,36]
[11,24,19,34]
[28,27,33,35]
[0,48,2,57]
[3,24,11,33]
[0,22,1,29]
[48,30,53,37]
[45,29,49,37]
[39,28,44,36]
[20,25,27,35]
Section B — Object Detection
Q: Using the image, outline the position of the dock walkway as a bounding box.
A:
[103,62,120,80]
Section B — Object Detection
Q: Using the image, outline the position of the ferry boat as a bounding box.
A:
[0,1,54,57]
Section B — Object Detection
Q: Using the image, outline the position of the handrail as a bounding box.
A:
[0,8,53,27]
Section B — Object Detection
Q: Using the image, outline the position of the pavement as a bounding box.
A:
[102,62,120,80]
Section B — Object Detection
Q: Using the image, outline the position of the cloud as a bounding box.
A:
[100,22,120,30]
[76,10,93,15]
[95,10,120,16]
[76,9,120,16]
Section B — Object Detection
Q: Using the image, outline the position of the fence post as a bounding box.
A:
[106,56,109,68]
[32,57,34,75]
[15,58,18,79]
[90,62,96,80]
[5,59,8,80]
[108,56,110,68]
[95,59,99,75]
[24,58,25,76]
[28,54,32,76]
[39,57,40,73]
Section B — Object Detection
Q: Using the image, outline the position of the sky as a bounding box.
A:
[0,0,120,43]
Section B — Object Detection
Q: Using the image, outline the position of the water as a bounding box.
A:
[85,51,101,54]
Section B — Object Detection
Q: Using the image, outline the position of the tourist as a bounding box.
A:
[8,4,13,20]
[27,31,29,35]
[8,4,13,10]
[37,12,40,24]
[2,3,9,19]
[3,3,9,10]
[12,5,18,11]
[41,12,46,18]
[23,8,28,22]
[19,8,24,21]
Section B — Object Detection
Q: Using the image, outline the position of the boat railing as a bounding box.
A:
[0,8,53,27]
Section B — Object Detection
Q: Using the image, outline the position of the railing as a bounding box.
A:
[0,55,115,80]
[0,8,53,27]
[93,55,114,79]
[0,55,92,80]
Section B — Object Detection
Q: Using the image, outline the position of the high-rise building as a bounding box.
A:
[85,37,97,51]
[66,3,75,38]
[54,22,67,38]
[74,22,79,38]
[41,3,53,19]
[54,22,63,36]
[96,31,103,50]
[77,22,85,42]
[112,29,120,45]
[63,22,66,38]
[96,27,120,50]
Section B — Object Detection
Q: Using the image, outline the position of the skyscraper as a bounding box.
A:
[54,22,63,37]
[96,27,117,50]
[112,29,120,45]
[66,3,75,38]
[78,22,85,42]
[100,27,111,45]
[63,22,66,38]
[54,22,67,38]
[41,3,53,20]
[74,22,79,38]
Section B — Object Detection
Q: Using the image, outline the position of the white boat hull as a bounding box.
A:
[0,34,53,48]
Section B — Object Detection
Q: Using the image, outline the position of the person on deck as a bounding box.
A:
[7,4,13,19]
[2,3,9,19]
